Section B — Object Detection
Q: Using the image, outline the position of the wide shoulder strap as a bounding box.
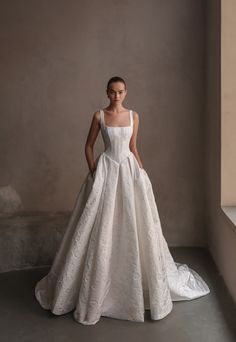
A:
[130,110,134,126]
[100,109,105,127]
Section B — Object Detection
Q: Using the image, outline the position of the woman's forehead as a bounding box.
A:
[108,82,126,91]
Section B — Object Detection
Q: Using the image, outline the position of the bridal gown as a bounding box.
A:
[35,109,210,325]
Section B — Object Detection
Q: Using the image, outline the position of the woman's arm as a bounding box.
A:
[85,111,101,175]
[129,111,144,169]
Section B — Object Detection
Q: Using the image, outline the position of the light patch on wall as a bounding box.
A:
[0,185,23,214]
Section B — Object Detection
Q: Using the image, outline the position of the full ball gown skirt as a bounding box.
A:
[35,109,210,325]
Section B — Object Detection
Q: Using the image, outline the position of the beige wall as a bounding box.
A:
[0,0,207,246]
[206,0,236,303]
[221,0,236,205]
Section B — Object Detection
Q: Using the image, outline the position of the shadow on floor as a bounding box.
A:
[0,247,235,342]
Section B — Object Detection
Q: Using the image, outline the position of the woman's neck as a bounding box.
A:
[105,104,126,113]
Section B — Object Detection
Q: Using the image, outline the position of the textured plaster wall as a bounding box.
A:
[0,0,207,251]
[206,0,236,304]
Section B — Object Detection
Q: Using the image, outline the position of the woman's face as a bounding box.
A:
[107,82,127,104]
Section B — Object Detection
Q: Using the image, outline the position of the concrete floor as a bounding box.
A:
[0,247,236,342]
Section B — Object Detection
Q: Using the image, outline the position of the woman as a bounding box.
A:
[85,76,143,176]
[35,76,210,325]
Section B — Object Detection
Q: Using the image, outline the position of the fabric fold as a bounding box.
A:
[35,108,210,325]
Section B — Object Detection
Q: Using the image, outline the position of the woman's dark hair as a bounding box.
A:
[106,76,126,91]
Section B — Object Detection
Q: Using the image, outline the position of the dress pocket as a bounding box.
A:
[130,151,145,171]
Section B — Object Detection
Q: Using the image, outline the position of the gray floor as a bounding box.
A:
[0,247,236,342]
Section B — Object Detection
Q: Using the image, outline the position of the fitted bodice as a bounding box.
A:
[100,109,134,163]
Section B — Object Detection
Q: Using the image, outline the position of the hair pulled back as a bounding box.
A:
[106,76,127,91]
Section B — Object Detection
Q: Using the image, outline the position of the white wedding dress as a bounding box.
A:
[35,109,210,325]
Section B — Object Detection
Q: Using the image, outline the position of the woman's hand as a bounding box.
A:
[90,166,96,177]
[90,160,97,176]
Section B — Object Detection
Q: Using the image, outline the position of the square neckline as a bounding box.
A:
[101,109,132,128]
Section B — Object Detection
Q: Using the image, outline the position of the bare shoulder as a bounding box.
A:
[132,110,140,122]
[92,110,101,125]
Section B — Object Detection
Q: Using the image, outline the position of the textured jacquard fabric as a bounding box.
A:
[35,109,210,325]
